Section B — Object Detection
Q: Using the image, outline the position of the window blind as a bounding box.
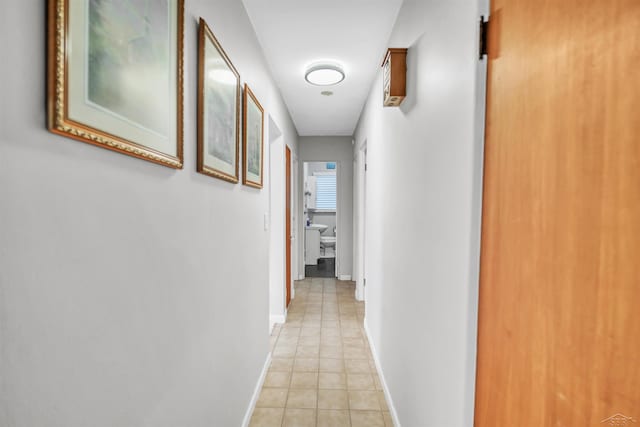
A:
[315,173,337,210]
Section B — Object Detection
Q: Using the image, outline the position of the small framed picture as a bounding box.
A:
[197,18,241,182]
[242,84,264,189]
[47,0,184,168]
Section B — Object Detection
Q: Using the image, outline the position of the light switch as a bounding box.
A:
[264,212,270,231]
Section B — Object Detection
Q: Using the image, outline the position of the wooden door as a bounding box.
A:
[285,146,292,308]
[475,0,640,426]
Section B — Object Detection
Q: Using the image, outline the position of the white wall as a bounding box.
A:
[298,137,354,280]
[0,1,297,426]
[353,0,487,426]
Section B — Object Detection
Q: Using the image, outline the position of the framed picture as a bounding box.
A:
[47,0,184,168]
[242,84,264,189]
[197,18,240,183]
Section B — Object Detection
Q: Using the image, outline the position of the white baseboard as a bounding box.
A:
[270,313,287,333]
[241,352,272,427]
[364,318,401,427]
[355,281,364,301]
[338,274,352,281]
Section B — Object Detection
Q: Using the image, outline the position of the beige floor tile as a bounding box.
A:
[342,337,365,347]
[320,335,342,346]
[300,327,321,337]
[318,409,351,427]
[286,319,302,327]
[290,372,318,389]
[319,358,345,373]
[256,388,288,408]
[347,373,375,390]
[253,279,380,427]
[286,388,318,409]
[278,336,299,346]
[321,328,341,337]
[270,357,294,372]
[283,408,316,427]
[348,390,381,411]
[340,320,361,329]
[249,408,284,427]
[320,345,343,359]
[318,372,347,389]
[317,389,349,410]
[340,328,362,338]
[373,374,383,391]
[322,320,340,328]
[302,323,322,330]
[287,313,304,320]
[273,345,297,358]
[383,411,394,426]
[296,345,320,358]
[343,346,368,360]
[280,327,301,337]
[351,410,384,427]
[345,359,371,374]
[298,336,320,346]
[378,391,389,411]
[293,358,319,372]
[264,371,291,388]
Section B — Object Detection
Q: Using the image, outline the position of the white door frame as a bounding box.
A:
[290,154,298,299]
[355,141,367,301]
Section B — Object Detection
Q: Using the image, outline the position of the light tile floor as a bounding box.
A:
[249,278,394,427]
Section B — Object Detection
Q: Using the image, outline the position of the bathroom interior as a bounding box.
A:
[303,161,338,278]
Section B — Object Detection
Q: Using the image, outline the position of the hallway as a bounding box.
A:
[250,279,392,427]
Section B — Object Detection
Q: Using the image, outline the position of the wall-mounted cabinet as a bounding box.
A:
[382,48,408,107]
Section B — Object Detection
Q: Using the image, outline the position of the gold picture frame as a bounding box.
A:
[47,0,184,168]
[197,18,241,183]
[242,84,264,189]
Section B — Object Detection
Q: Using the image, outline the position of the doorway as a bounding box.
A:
[303,161,339,278]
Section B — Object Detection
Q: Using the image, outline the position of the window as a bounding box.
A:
[315,173,337,210]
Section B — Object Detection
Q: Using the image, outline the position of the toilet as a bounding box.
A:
[320,235,336,256]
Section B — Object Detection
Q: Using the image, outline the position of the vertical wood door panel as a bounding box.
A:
[475,0,640,425]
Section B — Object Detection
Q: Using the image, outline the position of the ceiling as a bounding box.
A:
[242,0,404,136]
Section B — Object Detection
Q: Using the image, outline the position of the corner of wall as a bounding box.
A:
[363,318,402,427]
[241,352,273,427]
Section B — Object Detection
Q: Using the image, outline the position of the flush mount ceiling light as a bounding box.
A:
[305,64,345,86]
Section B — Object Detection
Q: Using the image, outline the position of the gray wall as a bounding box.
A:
[353,0,486,425]
[298,137,354,280]
[0,1,298,426]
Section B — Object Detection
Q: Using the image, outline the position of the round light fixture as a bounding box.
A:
[305,64,345,86]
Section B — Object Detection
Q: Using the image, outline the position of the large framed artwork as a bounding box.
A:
[242,84,264,189]
[197,18,240,183]
[47,0,184,168]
